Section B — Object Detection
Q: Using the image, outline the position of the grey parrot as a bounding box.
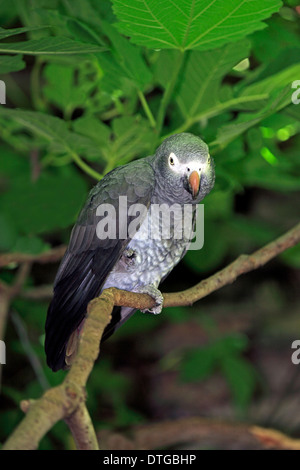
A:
[45,133,215,371]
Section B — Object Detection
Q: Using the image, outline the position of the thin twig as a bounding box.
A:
[20,284,53,300]
[0,262,32,340]
[0,246,66,268]
[137,89,156,128]
[11,311,50,391]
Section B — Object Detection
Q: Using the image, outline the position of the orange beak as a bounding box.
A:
[189,171,200,199]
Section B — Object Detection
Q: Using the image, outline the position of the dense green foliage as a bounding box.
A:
[0,0,299,449]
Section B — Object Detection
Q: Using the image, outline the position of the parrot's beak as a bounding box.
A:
[188,170,200,199]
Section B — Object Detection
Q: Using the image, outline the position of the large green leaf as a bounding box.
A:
[0,37,105,55]
[99,20,152,89]
[175,41,250,119]
[112,0,282,51]
[0,108,102,162]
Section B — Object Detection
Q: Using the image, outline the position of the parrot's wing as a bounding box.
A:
[45,160,155,371]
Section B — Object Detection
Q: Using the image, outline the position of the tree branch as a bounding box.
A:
[2,221,300,450]
[0,245,66,268]
[162,221,300,307]
[65,402,99,450]
[98,417,300,450]
[2,290,113,450]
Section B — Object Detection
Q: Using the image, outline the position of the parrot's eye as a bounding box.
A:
[168,152,178,168]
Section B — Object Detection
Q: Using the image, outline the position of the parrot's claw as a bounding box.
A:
[137,285,164,315]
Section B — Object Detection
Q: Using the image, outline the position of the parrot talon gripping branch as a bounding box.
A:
[137,284,164,315]
[45,133,215,371]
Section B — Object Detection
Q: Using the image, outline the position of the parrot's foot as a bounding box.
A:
[137,285,164,315]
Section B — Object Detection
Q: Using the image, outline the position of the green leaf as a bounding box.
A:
[0,26,46,40]
[0,213,17,251]
[96,51,125,94]
[99,20,152,89]
[0,0,18,24]
[110,115,154,163]
[213,86,292,148]
[251,47,300,84]
[251,15,300,62]
[180,347,216,381]
[213,334,249,357]
[72,115,111,147]
[59,0,112,27]
[0,54,25,74]
[180,334,251,383]
[239,153,300,191]
[74,114,154,165]
[43,63,95,112]
[176,41,250,118]
[237,63,300,111]
[112,0,282,51]
[66,17,105,46]
[0,109,103,162]
[0,145,30,177]
[0,170,88,235]
[156,41,250,122]
[221,355,257,410]
[281,105,300,122]
[0,37,105,55]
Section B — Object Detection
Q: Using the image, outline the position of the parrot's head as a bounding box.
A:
[154,133,215,203]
